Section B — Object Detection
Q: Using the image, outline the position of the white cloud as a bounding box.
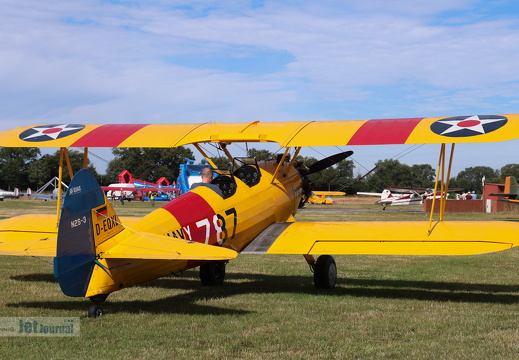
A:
[1,0,519,173]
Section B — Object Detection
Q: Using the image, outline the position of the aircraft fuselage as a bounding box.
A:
[85,159,303,297]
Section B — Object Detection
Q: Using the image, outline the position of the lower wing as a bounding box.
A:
[0,214,139,257]
[0,214,237,261]
[243,221,519,256]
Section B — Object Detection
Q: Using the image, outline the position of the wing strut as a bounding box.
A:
[428,143,455,234]
[193,143,219,169]
[56,148,65,226]
[283,147,301,176]
[83,147,89,168]
[271,147,291,183]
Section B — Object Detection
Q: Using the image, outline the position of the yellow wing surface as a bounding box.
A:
[0,215,57,256]
[312,191,346,196]
[0,215,236,260]
[243,221,519,256]
[0,114,517,148]
[2,215,518,258]
[100,230,237,260]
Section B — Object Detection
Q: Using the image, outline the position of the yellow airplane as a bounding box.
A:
[0,115,519,318]
[307,191,346,205]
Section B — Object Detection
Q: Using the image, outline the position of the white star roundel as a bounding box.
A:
[19,124,85,142]
[430,115,507,137]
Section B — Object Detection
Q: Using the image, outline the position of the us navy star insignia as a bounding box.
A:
[430,115,508,137]
[19,124,85,142]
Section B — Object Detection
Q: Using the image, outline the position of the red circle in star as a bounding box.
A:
[43,128,63,134]
[19,124,86,142]
[457,120,481,128]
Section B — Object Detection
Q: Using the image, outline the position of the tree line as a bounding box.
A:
[0,147,516,194]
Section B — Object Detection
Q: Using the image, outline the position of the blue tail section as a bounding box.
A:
[54,169,106,297]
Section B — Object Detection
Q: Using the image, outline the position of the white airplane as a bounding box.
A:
[0,188,19,200]
[357,187,449,209]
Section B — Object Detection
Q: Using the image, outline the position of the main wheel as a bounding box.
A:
[88,304,104,318]
[313,255,337,289]
[200,261,226,286]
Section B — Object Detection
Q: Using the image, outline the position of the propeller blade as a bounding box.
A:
[308,151,353,175]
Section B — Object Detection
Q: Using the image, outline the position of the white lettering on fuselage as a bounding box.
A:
[165,207,238,245]
[69,186,82,195]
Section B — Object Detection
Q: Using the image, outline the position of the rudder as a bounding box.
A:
[54,169,122,297]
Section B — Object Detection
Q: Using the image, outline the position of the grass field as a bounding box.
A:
[0,199,518,359]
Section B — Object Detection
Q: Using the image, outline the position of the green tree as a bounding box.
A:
[453,166,498,192]
[0,147,41,189]
[210,156,232,170]
[365,159,413,191]
[363,160,437,191]
[247,148,274,161]
[409,164,435,188]
[500,164,519,180]
[27,150,98,187]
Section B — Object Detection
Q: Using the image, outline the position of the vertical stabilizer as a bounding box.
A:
[507,176,518,196]
[54,169,121,297]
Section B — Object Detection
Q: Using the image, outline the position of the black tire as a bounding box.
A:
[88,304,104,318]
[313,255,337,289]
[200,261,226,286]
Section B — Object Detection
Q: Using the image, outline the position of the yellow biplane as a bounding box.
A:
[307,191,346,205]
[0,115,518,317]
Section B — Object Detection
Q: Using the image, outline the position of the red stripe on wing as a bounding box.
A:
[70,124,149,147]
[347,118,423,145]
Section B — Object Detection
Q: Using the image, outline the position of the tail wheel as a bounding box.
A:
[200,261,226,286]
[313,255,337,289]
[88,304,104,318]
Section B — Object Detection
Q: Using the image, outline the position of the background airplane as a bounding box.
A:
[489,176,519,203]
[357,187,462,209]
[307,191,345,205]
[0,188,19,200]
[1,115,519,318]
[358,187,433,208]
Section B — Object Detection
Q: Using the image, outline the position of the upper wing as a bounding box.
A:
[1,115,517,148]
[312,191,345,196]
[386,186,427,193]
[356,192,383,197]
[242,221,519,256]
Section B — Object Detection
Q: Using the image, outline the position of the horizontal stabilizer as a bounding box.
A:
[489,193,517,198]
[0,214,142,257]
[244,221,519,256]
[101,230,238,261]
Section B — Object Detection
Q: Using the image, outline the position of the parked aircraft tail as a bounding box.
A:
[54,169,119,297]
[505,176,518,196]
[490,176,519,200]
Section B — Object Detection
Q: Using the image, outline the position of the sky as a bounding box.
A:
[2,0,519,177]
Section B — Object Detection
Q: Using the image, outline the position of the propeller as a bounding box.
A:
[307,151,354,175]
[295,150,354,207]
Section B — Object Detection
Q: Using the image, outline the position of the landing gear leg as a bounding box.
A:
[313,255,337,289]
[89,294,109,304]
[200,260,227,286]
